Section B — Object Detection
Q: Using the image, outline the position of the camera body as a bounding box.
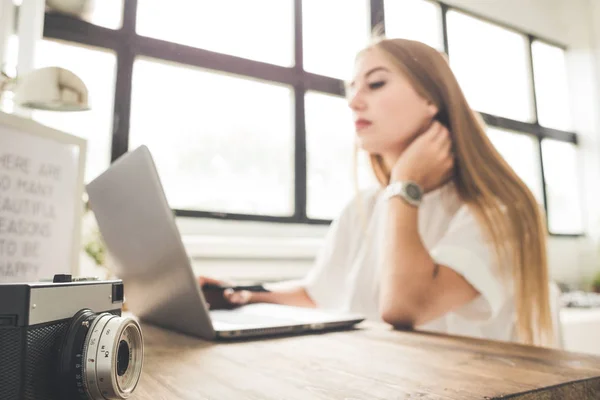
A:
[0,275,143,400]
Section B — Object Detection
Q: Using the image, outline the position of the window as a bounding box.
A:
[136,0,294,67]
[486,128,543,203]
[447,11,534,122]
[129,58,294,216]
[0,35,18,112]
[305,92,375,220]
[384,0,443,50]
[40,1,581,235]
[541,140,583,234]
[532,41,572,130]
[32,39,117,183]
[302,0,370,79]
[1,34,19,79]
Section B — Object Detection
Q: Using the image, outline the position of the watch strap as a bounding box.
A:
[383,181,423,207]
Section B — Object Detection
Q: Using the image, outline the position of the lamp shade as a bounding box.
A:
[13,66,89,111]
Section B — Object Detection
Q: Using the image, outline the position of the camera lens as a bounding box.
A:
[84,314,143,399]
[57,309,143,400]
[117,340,130,376]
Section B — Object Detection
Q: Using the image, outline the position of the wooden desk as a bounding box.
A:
[132,321,600,399]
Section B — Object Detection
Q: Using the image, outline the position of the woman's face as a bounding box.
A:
[348,47,438,155]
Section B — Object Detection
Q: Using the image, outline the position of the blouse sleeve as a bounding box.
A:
[429,204,510,322]
[303,194,363,310]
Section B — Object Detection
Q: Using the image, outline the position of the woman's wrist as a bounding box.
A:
[390,166,422,186]
[248,291,266,304]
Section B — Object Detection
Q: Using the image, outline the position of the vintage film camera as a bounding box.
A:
[0,274,143,400]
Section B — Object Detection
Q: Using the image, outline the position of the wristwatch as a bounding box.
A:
[383,181,424,207]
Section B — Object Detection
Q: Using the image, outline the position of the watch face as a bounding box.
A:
[405,183,423,201]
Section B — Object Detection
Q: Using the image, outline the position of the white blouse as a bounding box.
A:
[303,184,517,342]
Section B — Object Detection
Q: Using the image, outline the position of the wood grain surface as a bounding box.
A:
[131,320,600,400]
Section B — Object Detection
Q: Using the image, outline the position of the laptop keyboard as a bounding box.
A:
[209,303,358,329]
[239,304,342,322]
[210,310,298,326]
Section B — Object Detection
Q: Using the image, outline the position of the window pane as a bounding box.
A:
[541,140,583,234]
[31,39,116,183]
[447,11,533,122]
[305,91,376,220]
[303,0,370,79]
[0,35,18,112]
[1,34,18,78]
[384,0,443,51]
[46,0,123,29]
[486,128,543,204]
[532,41,572,131]
[130,58,294,216]
[136,0,293,67]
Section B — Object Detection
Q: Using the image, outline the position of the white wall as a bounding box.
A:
[180,0,600,286]
[441,0,567,44]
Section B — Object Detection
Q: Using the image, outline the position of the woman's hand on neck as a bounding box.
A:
[384,121,454,193]
[381,149,406,177]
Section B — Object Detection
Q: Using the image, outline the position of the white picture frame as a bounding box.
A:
[0,111,87,282]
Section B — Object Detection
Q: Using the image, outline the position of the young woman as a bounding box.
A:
[199,37,554,346]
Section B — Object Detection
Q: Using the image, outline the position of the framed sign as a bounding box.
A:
[0,111,86,282]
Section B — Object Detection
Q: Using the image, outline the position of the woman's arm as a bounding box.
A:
[381,122,479,328]
[198,276,316,308]
[379,199,478,328]
[244,286,316,308]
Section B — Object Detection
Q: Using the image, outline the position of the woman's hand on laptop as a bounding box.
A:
[198,276,317,309]
[197,276,250,309]
[223,288,252,306]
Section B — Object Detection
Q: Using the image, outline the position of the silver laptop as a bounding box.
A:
[85,145,364,340]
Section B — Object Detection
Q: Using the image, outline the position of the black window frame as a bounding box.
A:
[41,0,582,236]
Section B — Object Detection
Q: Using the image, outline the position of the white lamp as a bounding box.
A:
[1,66,89,111]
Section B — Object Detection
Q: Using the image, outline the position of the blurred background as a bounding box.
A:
[2,0,600,351]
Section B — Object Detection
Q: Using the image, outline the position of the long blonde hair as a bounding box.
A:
[359,38,553,346]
